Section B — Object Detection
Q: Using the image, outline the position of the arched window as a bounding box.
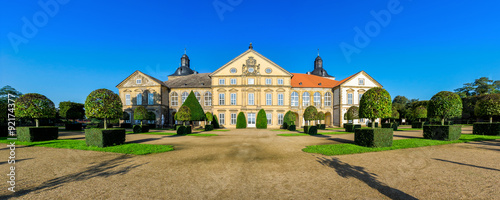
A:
[171,92,178,106]
[313,92,321,107]
[291,92,299,107]
[181,92,188,104]
[204,92,212,106]
[325,92,332,107]
[302,92,310,107]
[195,92,201,104]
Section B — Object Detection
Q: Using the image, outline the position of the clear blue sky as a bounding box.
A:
[1,0,499,107]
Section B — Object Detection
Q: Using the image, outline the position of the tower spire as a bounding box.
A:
[317,48,320,56]
[184,48,186,54]
[249,42,253,49]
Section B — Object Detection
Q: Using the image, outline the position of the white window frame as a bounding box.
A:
[136,93,142,105]
[248,78,255,85]
[314,92,321,107]
[278,113,284,125]
[325,92,331,107]
[219,113,225,125]
[278,79,284,85]
[219,79,225,85]
[230,93,237,105]
[278,93,284,106]
[348,93,353,105]
[219,93,225,105]
[230,113,237,125]
[125,94,131,105]
[266,93,272,105]
[171,92,178,106]
[148,93,154,105]
[205,92,212,106]
[291,92,299,107]
[265,78,272,85]
[266,113,272,125]
[359,78,365,85]
[136,79,142,84]
[302,92,310,107]
[230,78,236,85]
[248,93,254,105]
[181,92,188,104]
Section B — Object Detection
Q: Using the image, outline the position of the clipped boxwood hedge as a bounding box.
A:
[18,126,59,142]
[65,123,82,131]
[1,125,9,137]
[354,128,393,147]
[423,125,461,141]
[304,126,317,135]
[367,122,379,128]
[381,123,398,131]
[411,122,425,128]
[345,123,361,132]
[177,125,192,134]
[473,122,500,136]
[205,124,214,131]
[85,128,125,147]
[133,125,150,133]
[288,125,296,131]
[317,124,326,130]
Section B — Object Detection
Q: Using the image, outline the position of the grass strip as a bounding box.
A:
[0,138,173,155]
[278,132,353,136]
[302,134,500,156]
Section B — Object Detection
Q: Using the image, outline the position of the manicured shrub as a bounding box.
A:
[236,112,246,129]
[317,124,326,130]
[316,111,325,129]
[175,105,191,125]
[411,122,425,128]
[346,106,359,121]
[381,123,398,131]
[121,112,130,121]
[472,122,500,136]
[59,101,85,122]
[181,91,206,122]
[17,126,58,142]
[15,93,57,127]
[84,89,122,129]
[288,125,296,131]
[354,128,393,147]
[423,125,461,141]
[428,91,462,125]
[176,125,192,134]
[85,128,125,147]
[413,106,427,123]
[205,112,213,125]
[205,124,214,131]
[305,125,317,135]
[359,88,392,128]
[287,111,296,126]
[474,94,500,123]
[133,125,150,133]
[304,106,318,125]
[345,123,361,132]
[256,109,267,129]
[213,115,220,129]
[134,106,148,126]
[65,123,82,131]
[283,111,292,129]
[367,122,379,128]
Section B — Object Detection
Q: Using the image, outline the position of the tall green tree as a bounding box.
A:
[359,87,392,128]
[346,106,359,122]
[0,85,23,103]
[84,89,123,129]
[413,106,427,122]
[474,94,500,123]
[304,106,318,125]
[134,106,148,126]
[455,77,500,97]
[428,91,462,125]
[15,93,57,127]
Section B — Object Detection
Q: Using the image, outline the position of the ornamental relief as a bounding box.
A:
[122,74,158,87]
[242,56,260,75]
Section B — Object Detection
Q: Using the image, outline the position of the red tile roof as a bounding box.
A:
[291,73,339,88]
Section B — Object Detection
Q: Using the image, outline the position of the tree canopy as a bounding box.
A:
[303,106,318,123]
[205,112,213,122]
[359,87,392,128]
[413,106,427,120]
[84,89,123,129]
[15,93,57,127]
[316,111,325,121]
[121,112,130,120]
[454,77,500,98]
[59,101,85,120]
[474,94,500,123]
[175,105,191,125]
[346,106,359,120]
[181,91,206,121]
[287,112,296,125]
[428,91,462,125]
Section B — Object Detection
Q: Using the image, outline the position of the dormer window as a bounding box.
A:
[136,79,142,84]
[299,82,302,85]
[359,78,365,85]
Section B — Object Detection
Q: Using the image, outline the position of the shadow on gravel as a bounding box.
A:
[0,158,33,165]
[432,158,500,172]
[317,157,418,200]
[326,138,354,144]
[392,134,421,139]
[0,155,146,199]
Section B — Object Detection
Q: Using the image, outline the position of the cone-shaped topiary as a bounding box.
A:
[304,106,318,125]
[474,94,500,123]
[134,106,148,126]
[256,109,267,129]
[413,106,427,122]
[15,93,57,127]
[428,91,462,125]
[359,87,392,128]
[84,89,122,129]
[181,91,206,121]
[236,112,246,129]
[213,114,220,128]
[175,105,191,125]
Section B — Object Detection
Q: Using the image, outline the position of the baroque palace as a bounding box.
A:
[116,44,382,128]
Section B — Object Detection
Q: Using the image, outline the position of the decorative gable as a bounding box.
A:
[116,71,166,88]
[210,49,292,77]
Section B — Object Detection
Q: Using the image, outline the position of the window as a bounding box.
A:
[182,92,188,104]
[248,93,254,105]
[265,68,272,73]
[136,79,142,84]
[278,79,283,85]
[125,94,131,105]
[219,93,225,105]
[302,92,310,106]
[195,92,201,104]
[278,113,284,125]
[171,92,178,106]
[204,92,212,106]
[348,93,353,104]
[266,93,272,105]
[219,113,225,125]
[265,78,272,85]
[230,78,236,85]
[267,113,272,125]
[359,93,363,104]
[314,92,321,107]
[230,68,237,73]
[278,93,284,106]
[219,79,225,85]
[148,93,154,105]
[230,93,236,105]
[325,92,332,106]
[291,92,299,106]
[136,93,142,105]
[231,113,237,125]
[248,78,254,85]
[359,78,365,85]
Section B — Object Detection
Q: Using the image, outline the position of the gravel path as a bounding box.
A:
[1,126,498,199]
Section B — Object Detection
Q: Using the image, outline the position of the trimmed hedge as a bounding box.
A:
[133,125,150,133]
[317,124,326,130]
[288,125,296,131]
[354,128,393,147]
[18,126,58,142]
[65,123,82,131]
[423,125,461,141]
[205,124,214,131]
[381,123,398,131]
[345,123,361,132]
[367,122,379,128]
[0,125,7,137]
[411,122,425,128]
[177,125,192,134]
[120,123,132,128]
[85,128,125,147]
[304,126,317,135]
[473,122,500,136]
[256,109,267,129]
[236,112,246,129]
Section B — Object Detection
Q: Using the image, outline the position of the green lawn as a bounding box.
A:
[277,131,353,136]
[302,134,500,156]
[127,132,217,136]
[325,127,345,130]
[0,138,173,155]
[212,129,230,132]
